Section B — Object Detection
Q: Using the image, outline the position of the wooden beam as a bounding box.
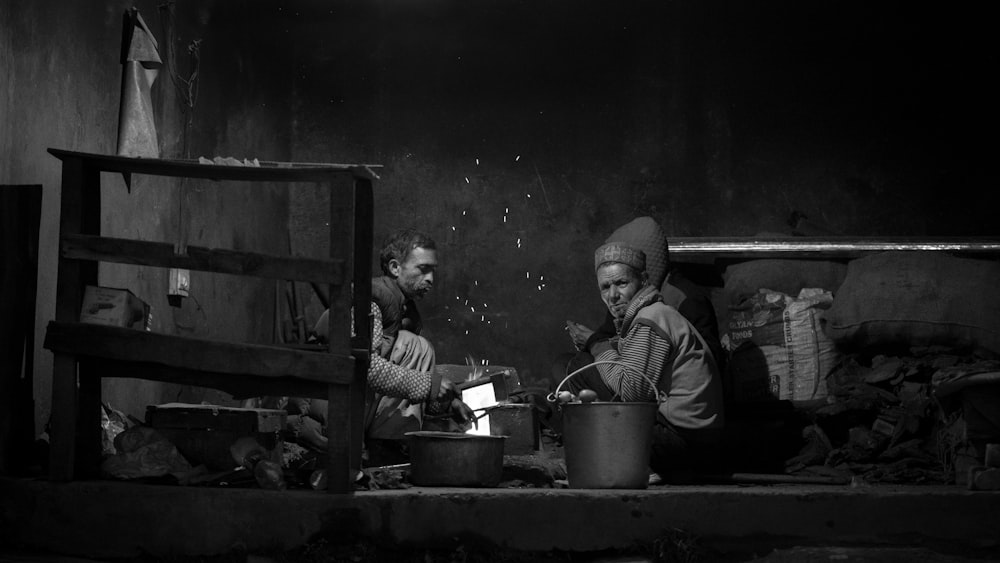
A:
[61,234,346,284]
[79,357,334,400]
[48,148,379,183]
[44,321,354,384]
[49,156,100,481]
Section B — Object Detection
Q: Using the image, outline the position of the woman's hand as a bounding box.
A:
[565,320,594,351]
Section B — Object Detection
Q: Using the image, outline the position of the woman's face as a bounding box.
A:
[596,263,645,319]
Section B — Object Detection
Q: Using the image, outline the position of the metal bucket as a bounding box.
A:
[562,401,658,488]
[550,360,662,489]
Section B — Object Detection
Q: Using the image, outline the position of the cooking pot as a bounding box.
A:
[405,431,506,487]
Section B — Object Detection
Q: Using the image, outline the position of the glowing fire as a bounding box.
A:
[465,353,484,381]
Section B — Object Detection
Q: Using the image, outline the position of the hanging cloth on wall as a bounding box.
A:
[116,7,162,162]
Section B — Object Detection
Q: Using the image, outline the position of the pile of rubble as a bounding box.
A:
[785,352,1000,486]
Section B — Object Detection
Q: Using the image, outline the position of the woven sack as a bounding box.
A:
[823,252,1000,356]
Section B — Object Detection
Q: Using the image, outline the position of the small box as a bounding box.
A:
[79,285,150,330]
[146,403,287,470]
[146,402,286,434]
[489,403,539,455]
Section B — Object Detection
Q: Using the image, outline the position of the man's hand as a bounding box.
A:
[437,377,460,401]
[565,320,594,351]
[449,398,478,430]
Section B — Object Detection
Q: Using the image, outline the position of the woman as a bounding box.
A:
[570,242,725,479]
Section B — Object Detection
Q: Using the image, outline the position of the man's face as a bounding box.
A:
[390,246,438,300]
[597,263,645,319]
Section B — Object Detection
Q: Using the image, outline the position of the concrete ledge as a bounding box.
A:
[3,477,999,559]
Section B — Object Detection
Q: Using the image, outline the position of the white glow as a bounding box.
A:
[463,381,496,436]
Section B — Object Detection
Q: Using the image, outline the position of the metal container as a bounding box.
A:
[551,360,662,489]
[405,431,506,487]
[561,401,658,489]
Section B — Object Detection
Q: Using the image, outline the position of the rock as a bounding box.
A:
[968,466,1000,491]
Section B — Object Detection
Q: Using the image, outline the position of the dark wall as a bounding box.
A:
[1,0,295,427]
[279,1,998,385]
[4,0,997,432]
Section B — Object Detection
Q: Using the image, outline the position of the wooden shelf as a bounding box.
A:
[44,321,356,383]
[44,148,374,493]
[48,148,380,183]
[61,234,346,284]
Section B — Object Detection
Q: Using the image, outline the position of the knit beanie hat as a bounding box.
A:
[604,217,669,288]
[594,243,647,273]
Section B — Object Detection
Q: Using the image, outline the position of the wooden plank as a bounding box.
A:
[76,361,102,478]
[327,174,353,354]
[325,173,365,494]
[43,321,355,384]
[667,236,1000,260]
[61,234,346,284]
[326,385,352,494]
[349,176,374,478]
[49,156,100,481]
[48,148,379,183]
[79,357,332,400]
[351,177,373,358]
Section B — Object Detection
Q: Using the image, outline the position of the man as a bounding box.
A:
[563,216,725,395]
[574,242,725,477]
[292,229,472,463]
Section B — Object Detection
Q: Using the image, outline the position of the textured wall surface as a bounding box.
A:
[279,1,998,386]
[1,0,292,428]
[2,0,997,431]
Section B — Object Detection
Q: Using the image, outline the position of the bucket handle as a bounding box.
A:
[546,360,666,405]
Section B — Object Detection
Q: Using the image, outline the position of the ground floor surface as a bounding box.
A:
[2,477,999,562]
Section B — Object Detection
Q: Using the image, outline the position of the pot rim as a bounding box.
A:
[405,431,507,440]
